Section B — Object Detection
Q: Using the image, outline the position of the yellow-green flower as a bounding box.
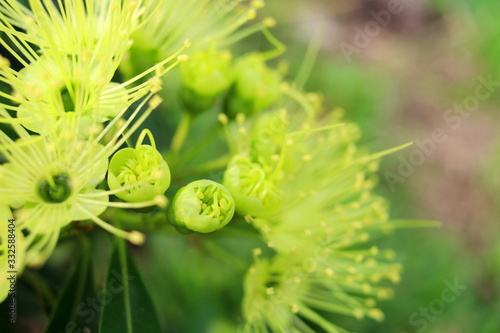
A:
[10,55,129,136]
[219,87,406,331]
[0,0,176,137]
[134,0,264,57]
[243,249,400,332]
[0,90,169,266]
[0,0,189,266]
[0,0,143,69]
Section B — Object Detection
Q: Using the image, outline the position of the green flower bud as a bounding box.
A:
[223,154,283,217]
[180,47,233,114]
[224,54,281,118]
[107,141,170,202]
[168,180,235,233]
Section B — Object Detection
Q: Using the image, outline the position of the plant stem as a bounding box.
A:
[176,155,231,178]
[175,125,222,166]
[170,113,192,155]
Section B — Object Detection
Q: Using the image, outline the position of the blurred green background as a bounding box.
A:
[260,0,500,332]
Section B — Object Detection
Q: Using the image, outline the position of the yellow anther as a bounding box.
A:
[302,154,312,161]
[261,224,271,233]
[217,113,228,125]
[0,56,11,67]
[149,78,163,94]
[252,0,265,9]
[128,231,145,245]
[353,309,364,319]
[368,309,385,322]
[247,9,257,20]
[238,127,248,136]
[148,95,163,108]
[154,195,168,207]
[236,113,246,124]
[365,299,376,307]
[263,17,276,27]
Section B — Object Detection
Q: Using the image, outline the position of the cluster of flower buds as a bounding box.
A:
[177,50,282,118]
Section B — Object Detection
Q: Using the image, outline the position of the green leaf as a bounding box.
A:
[44,240,97,333]
[99,238,162,333]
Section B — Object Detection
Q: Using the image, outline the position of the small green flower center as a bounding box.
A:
[195,185,232,222]
[117,149,157,191]
[60,86,75,112]
[37,173,72,203]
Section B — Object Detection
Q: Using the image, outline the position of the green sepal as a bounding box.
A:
[107,145,171,202]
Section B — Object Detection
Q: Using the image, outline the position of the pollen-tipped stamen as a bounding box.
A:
[74,203,145,245]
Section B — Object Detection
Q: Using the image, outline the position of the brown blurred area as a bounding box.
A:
[264,0,500,251]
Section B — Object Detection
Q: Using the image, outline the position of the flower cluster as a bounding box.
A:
[0,0,184,270]
[0,1,415,332]
[216,83,404,330]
